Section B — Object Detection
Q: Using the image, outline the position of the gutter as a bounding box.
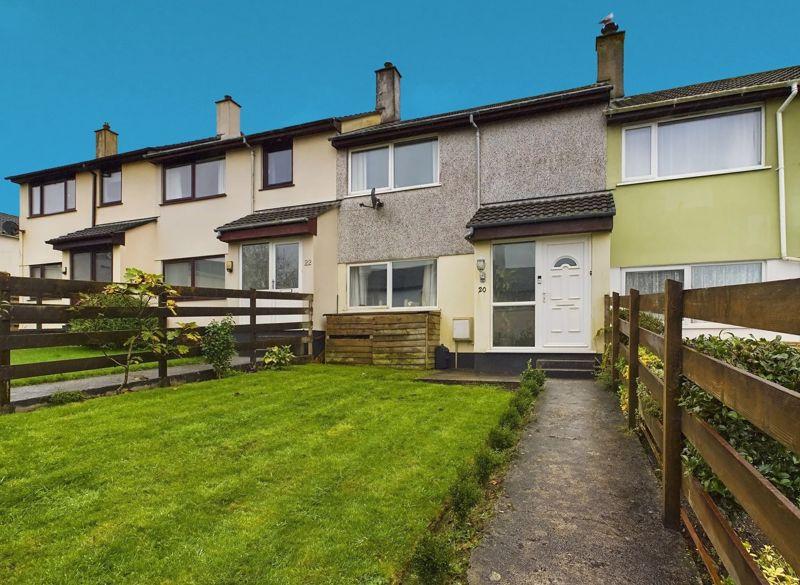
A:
[607,79,800,115]
[216,216,310,234]
[777,82,799,262]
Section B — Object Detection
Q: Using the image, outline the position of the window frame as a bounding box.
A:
[490,240,537,350]
[347,136,440,196]
[30,263,62,279]
[346,258,438,311]
[162,254,227,289]
[620,105,767,184]
[261,139,294,190]
[239,239,302,291]
[70,247,113,282]
[99,168,123,207]
[162,157,226,204]
[29,177,77,217]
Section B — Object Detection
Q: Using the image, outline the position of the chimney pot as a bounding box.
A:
[375,62,401,124]
[94,123,118,158]
[596,28,625,98]
[215,95,241,139]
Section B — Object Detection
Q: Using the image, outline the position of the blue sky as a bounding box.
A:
[1,0,798,214]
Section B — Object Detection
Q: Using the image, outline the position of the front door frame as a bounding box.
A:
[488,234,592,353]
[540,236,592,349]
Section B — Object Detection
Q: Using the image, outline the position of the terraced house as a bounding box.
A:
[6,22,800,371]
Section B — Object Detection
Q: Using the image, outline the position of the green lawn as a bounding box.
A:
[11,346,201,386]
[0,364,511,584]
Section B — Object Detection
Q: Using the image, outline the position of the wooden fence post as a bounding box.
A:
[627,289,640,430]
[0,274,11,412]
[249,288,257,368]
[611,292,620,388]
[157,291,168,387]
[603,293,611,349]
[662,278,684,529]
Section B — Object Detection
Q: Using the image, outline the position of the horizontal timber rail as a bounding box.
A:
[0,274,313,409]
[604,277,800,584]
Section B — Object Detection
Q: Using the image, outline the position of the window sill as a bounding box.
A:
[160,193,227,206]
[28,208,77,219]
[259,182,294,191]
[98,200,123,208]
[346,183,442,198]
[344,306,440,313]
[617,165,771,186]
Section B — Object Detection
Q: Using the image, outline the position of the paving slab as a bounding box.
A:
[469,378,701,585]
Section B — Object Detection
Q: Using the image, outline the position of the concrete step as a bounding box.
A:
[537,358,597,370]
[544,368,597,380]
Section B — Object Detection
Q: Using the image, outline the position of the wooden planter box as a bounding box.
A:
[324,311,440,369]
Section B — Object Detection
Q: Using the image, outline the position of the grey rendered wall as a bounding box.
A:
[336,103,607,263]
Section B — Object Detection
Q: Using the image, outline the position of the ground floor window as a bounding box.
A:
[492,242,536,347]
[30,263,62,280]
[71,248,112,282]
[163,256,225,288]
[241,241,300,290]
[349,259,437,308]
[623,261,763,294]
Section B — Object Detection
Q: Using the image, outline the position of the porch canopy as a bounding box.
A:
[466,191,615,241]
[47,217,157,251]
[215,201,339,243]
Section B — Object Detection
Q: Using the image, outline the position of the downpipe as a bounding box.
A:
[470,114,481,208]
[777,82,799,261]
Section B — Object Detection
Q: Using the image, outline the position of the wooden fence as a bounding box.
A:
[604,278,800,584]
[0,274,313,409]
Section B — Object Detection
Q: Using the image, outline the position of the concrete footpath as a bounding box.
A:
[469,379,701,585]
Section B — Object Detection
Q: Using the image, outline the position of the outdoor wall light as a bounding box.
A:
[476,258,486,283]
[225,260,234,273]
[62,266,68,275]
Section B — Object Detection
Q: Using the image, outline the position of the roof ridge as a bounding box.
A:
[480,190,612,207]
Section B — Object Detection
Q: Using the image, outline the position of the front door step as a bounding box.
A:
[535,356,597,379]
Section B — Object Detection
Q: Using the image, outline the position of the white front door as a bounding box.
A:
[542,239,589,347]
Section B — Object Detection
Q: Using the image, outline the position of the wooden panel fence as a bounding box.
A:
[604,278,800,584]
[0,274,313,410]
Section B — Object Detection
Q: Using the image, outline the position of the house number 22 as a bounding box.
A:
[304,259,312,266]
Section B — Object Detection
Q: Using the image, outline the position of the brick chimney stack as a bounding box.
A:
[375,62,401,123]
[95,123,118,158]
[596,22,625,98]
[215,95,241,139]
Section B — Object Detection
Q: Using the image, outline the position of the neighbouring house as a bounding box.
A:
[604,37,800,339]
[0,212,20,276]
[5,96,382,342]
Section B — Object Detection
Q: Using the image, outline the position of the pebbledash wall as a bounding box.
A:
[334,103,611,356]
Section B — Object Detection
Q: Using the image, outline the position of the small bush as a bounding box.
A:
[488,425,516,450]
[262,345,294,370]
[410,533,452,584]
[201,316,237,378]
[48,391,87,405]
[474,447,502,485]
[449,468,481,523]
[499,408,523,430]
[510,391,533,416]
[68,292,156,348]
[520,359,546,391]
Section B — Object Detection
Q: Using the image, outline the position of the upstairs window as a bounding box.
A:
[349,138,438,194]
[101,169,122,205]
[622,108,763,181]
[263,140,293,188]
[164,158,225,202]
[30,177,76,216]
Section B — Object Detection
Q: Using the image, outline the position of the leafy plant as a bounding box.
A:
[201,316,237,378]
[474,446,502,485]
[262,345,294,370]
[47,391,87,405]
[71,268,200,392]
[487,425,515,450]
[520,359,546,391]
[449,467,481,523]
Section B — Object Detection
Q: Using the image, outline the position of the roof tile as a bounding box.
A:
[46,217,157,245]
[216,201,339,233]
[466,192,615,228]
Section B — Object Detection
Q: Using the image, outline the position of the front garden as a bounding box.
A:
[0,364,541,584]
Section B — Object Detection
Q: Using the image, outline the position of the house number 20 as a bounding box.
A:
[478,286,487,293]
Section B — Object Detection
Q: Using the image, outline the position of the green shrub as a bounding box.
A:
[474,447,502,485]
[449,468,481,523]
[488,425,516,450]
[201,316,237,378]
[262,345,294,370]
[499,408,523,430]
[520,359,546,390]
[47,391,87,405]
[510,391,533,416]
[68,292,156,348]
[410,533,452,584]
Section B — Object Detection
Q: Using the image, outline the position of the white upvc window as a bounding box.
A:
[348,259,437,309]
[348,138,439,195]
[241,240,301,291]
[621,261,764,295]
[621,107,765,182]
[491,241,536,349]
